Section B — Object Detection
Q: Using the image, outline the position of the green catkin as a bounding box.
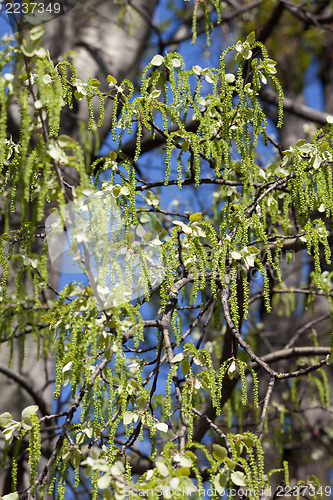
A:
[57,60,77,109]
[36,58,62,137]
[229,265,240,327]
[191,0,198,45]
[256,258,271,312]
[283,461,290,486]
[165,364,177,415]
[19,90,31,169]
[237,360,248,406]
[319,369,330,407]
[28,414,41,496]
[46,446,64,496]
[11,434,22,490]
[171,309,182,345]
[242,270,250,319]
[0,78,7,171]
[0,239,7,300]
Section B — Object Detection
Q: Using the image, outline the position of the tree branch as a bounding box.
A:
[0,363,49,418]
[260,87,329,125]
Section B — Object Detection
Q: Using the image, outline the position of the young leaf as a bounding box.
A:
[231,470,247,487]
[213,444,228,462]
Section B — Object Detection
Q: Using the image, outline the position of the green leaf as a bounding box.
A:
[235,41,243,53]
[177,467,190,477]
[185,450,197,463]
[29,25,45,41]
[259,72,267,85]
[107,75,117,85]
[42,74,52,85]
[34,100,43,109]
[112,185,121,198]
[2,493,20,500]
[193,352,205,366]
[244,255,255,269]
[156,461,169,477]
[234,438,243,457]
[175,454,193,467]
[3,425,19,442]
[242,436,254,448]
[204,71,214,84]
[123,411,138,425]
[71,448,81,469]
[20,44,35,57]
[228,360,238,380]
[0,412,12,428]
[97,473,111,490]
[58,135,74,148]
[312,155,321,170]
[74,90,84,100]
[34,47,47,57]
[21,405,38,420]
[110,461,125,475]
[22,418,33,431]
[155,422,168,433]
[173,221,192,234]
[120,186,130,196]
[81,188,95,196]
[192,65,202,75]
[225,73,235,83]
[298,143,312,154]
[231,470,246,487]
[181,357,190,376]
[151,54,164,66]
[76,432,85,445]
[246,31,255,44]
[172,352,184,363]
[182,140,189,152]
[150,89,162,99]
[213,444,228,462]
[319,141,329,152]
[103,489,113,500]
[90,78,101,87]
[247,246,260,254]
[214,472,228,494]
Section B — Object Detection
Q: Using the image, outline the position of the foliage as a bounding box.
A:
[1,1,333,499]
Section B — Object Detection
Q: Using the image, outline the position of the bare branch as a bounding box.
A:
[260,87,329,125]
[256,376,275,438]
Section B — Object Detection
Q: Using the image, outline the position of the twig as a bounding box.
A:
[191,407,232,455]
[256,376,275,438]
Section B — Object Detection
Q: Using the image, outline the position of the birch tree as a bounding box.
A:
[1,1,333,499]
